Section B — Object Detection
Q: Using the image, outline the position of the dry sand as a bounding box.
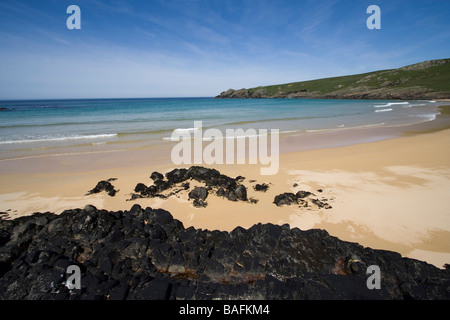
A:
[1,123,450,269]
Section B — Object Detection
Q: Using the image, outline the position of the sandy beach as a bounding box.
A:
[1,108,450,269]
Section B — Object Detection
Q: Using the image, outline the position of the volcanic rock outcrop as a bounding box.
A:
[0,205,449,300]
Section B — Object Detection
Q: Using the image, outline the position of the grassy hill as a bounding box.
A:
[216,59,450,100]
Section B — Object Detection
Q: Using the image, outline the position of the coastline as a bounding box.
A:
[1,105,450,268]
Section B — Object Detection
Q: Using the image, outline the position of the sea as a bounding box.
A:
[0,98,440,161]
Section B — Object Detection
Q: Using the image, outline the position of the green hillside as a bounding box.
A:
[216,59,450,99]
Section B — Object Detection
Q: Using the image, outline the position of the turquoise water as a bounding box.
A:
[0,98,439,160]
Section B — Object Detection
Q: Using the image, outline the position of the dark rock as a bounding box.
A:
[188,187,208,201]
[192,199,207,208]
[146,185,158,195]
[273,193,298,206]
[188,187,209,208]
[181,182,190,190]
[187,166,219,182]
[86,180,118,197]
[215,88,268,99]
[83,205,97,214]
[132,181,165,199]
[1,183,433,300]
[129,276,171,300]
[109,283,129,300]
[298,199,309,208]
[274,191,331,209]
[254,183,269,192]
[216,188,225,197]
[165,168,188,184]
[311,198,332,209]
[154,180,171,193]
[134,183,148,194]
[226,191,237,202]
[130,167,250,204]
[234,185,248,201]
[150,171,164,182]
[344,254,366,276]
[296,190,312,198]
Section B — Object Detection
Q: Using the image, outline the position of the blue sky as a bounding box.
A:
[0,0,449,99]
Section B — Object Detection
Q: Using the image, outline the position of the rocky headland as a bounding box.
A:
[216,59,450,100]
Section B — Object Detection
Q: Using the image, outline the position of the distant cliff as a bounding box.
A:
[216,59,450,100]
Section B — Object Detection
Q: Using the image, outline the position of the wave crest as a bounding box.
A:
[0,133,117,145]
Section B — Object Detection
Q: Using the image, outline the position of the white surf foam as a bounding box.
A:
[0,133,117,145]
[373,102,409,108]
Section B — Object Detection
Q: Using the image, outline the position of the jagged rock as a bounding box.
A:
[0,205,439,300]
[188,187,209,208]
[165,168,188,184]
[56,184,450,301]
[86,180,118,197]
[130,166,250,204]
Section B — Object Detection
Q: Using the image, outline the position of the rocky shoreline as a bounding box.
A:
[215,87,450,100]
[1,203,449,300]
